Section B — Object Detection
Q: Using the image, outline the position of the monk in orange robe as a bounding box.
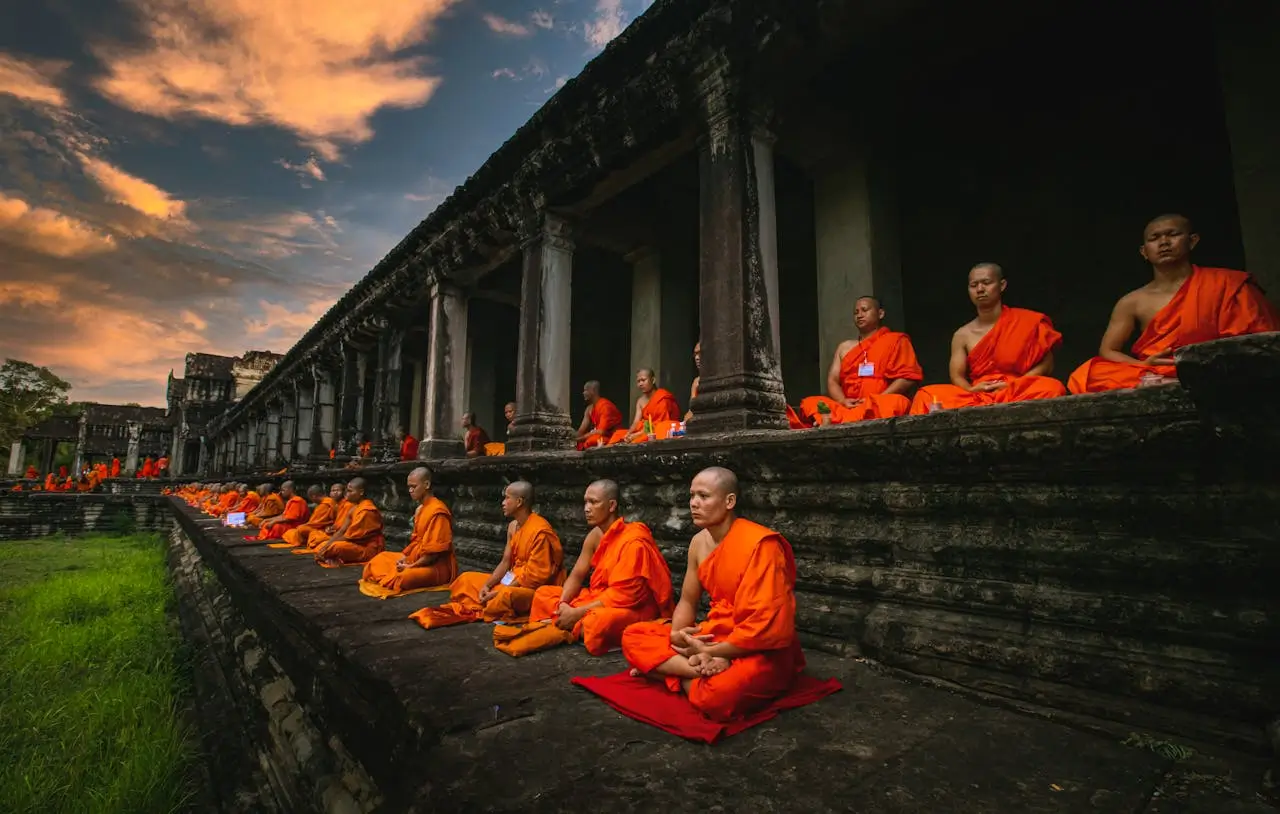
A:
[576,380,623,450]
[110,457,120,478]
[1069,214,1280,393]
[210,484,244,516]
[24,465,37,479]
[495,479,673,657]
[359,467,457,597]
[257,481,309,540]
[314,478,384,567]
[411,480,564,629]
[44,473,56,492]
[156,456,169,477]
[272,484,335,548]
[397,427,419,461]
[246,484,282,528]
[622,467,805,722]
[909,263,1067,414]
[608,369,682,443]
[463,413,491,457]
[795,297,922,426]
[284,483,347,551]
[504,401,517,436]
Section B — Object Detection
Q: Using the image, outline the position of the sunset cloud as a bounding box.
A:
[77,155,188,221]
[0,192,117,258]
[92,0,460,159]
[0,53,68,108]
[483,13,531,37]
[276,156,326,183]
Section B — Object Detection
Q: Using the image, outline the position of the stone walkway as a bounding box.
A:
[191,511,1278,813]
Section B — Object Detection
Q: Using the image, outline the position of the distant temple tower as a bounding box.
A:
[167,350,283,476]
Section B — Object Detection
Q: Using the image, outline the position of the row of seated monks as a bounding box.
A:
[564,214,1278,438]
[12,455,167,492]
[176,464,805,722]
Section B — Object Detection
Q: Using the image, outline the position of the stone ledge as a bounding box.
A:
[0,493,171,541]
[169,500,1278,813]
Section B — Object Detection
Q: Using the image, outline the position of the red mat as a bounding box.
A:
[571,672,842,744]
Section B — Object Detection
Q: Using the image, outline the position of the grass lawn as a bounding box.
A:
[0,534,197,814]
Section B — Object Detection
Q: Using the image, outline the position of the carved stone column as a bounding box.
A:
[420,277,469,458]
[295,378,314,459]
[337,342,360,453]
[508,212,576,452]
[314,364,337,455]
[279,393,296,462]
[381,329,404,442]
[686,67,788,433]
[7,441,23,475]
[125,422,142,473]
[236,426,249,470]
[245,417,259,466]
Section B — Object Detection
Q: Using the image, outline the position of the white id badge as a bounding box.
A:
[499,570,517,586]
[857,362,875,377]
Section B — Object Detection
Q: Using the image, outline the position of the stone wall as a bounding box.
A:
[0,493,171,541]
[275,368,1280,753]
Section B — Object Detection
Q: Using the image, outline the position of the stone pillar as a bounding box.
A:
[1215,2,1280,298]
[421,278,469,458]
[315,366,337,455]
[279,394,296,462]
[381,329,404,441]
[813,151,903,382]
[354,351,371,437]
[628,247,662,380]
[7,441,23,475]
[338,344,360,452]
[124,422,142,473]
[508,213,576,451]
[408,359,425,441]
[686,73,788,433]
[246,417,259,465]
[296,380,314,459]
[73,416,87,474]
[197,439,209,476]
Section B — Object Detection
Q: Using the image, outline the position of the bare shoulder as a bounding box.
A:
[581,525,603,554]
[834,339,857,359]
[506,519,517,540]
[687,528,714,564]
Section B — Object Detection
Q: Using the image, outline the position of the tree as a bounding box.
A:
[0,359,72,447]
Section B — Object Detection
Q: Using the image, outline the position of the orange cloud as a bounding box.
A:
[0,192,117,257]
[77,155,188,221]
[245,297,336,341]
[483,13,531,37]
[93,0,460,159]
[0,52,68,107]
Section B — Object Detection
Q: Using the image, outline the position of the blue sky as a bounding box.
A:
[0,0,654,404]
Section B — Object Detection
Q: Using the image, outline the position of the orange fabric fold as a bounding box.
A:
[1068,266,1280,393]
[578,397,623,450]
[910,306,1066,413]
[359,496,457,596]
[247,493,284,528]
[258,495,309,540]
[410,513,564,629]
[317,498,384,565]
[275,497,338,549]
[498,519,673,657]
[797,328,922,426]
[608,389,682,444]
[622,518,804,722]
[289,500,351,554]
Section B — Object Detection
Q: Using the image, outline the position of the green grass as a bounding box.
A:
[0,534,197,814]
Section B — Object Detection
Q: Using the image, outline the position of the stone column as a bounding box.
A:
[354,351,371,437]
[813,150,903,383]
[279,394,296,462]
[73,415,87,474]
[686,72,788,433]
[315,365,337,455]
[1215,2,1280,298]
[420,278,469,458]
[337,343,359,453]
[296,380,314,459]
[408,359,425,441]
[628,247,662,380]
[7,441,23,475]
[197,439,209,476]
[508,213,576,451]
[246,417,259,466]
[125,422,142,473]
[383,329,404,440]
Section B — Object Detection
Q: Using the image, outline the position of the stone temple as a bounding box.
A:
[4,0,1278,810]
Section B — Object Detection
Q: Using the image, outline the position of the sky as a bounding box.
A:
[0,0,655,406]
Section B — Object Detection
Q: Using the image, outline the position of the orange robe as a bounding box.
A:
[24,466,37,479]
[359,497,457,597]
[400,434,419,461]
[210,491,245,516]
[1068,266,1280,393]
[465,426,491,456]
[909,306,1067,413]
[274,497,338,549]
[607,389,682,444]
[411,513,565,629]
[44,474,55,491]
[247,493,284,528]
[257,495,309,540]
[291,500,352,553]
[622,518,804,722]
[317,499,385,565]
[110,459,120,478]
[497,519,674,656]
[796,327,923,426]
[577,398,624,450]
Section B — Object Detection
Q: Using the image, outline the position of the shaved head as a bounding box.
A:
[508,480,534,504]
[258,483,272,493]
[588,478,619,505]
[307,484,325,498]
[1145,213,1194,236]
[637,368,655,379]
[347,478,366,497]
[970,262,1004,281]
[855,295,881,310]
[409,466,432,485]
[696,466,738,497]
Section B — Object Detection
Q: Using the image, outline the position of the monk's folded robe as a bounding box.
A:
[258,494,309,541]
[247,493,284,528]
[797,327,923,426]
[577,398,623,450]
[410,513,564,629]
[483,442,506,456]
[1069,266,1280,393]
[909,306,1067,414]
[359,496,457,598]
[272,496,338,549]
[495,519,674,657]
[209,490,243,516]
[290,500,351,554]
[24,466,37,479]
[317,499,385,567]
[608,389,682,444]
[622,518,805,723]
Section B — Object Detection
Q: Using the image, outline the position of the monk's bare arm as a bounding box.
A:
[947,329,973,390]
[484,523,517,590]
[670,537,706,633]
[1026,350,1054,377]
[1098,295,1144,364]
[576,409,593,438]
[825,343,850,402]
[559,528,601,603]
